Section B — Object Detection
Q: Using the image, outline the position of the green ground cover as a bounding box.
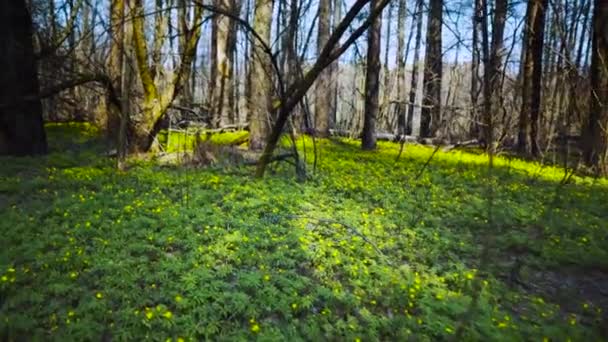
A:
[1,123,606,340]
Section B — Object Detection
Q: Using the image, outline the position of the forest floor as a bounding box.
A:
[1,123,607,341]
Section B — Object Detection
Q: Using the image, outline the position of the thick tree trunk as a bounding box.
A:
[248,0,274,150]
[518,0,548,156]
[315,0,332,137]
[0,0,47,155]
[212,0,233,127]
[420,0,442,138]
[361,0,382,150]
[582,0,608,174]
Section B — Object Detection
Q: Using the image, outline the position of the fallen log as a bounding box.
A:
[328,129,418,142]
[167,123,249,135]
[441,139,481,152]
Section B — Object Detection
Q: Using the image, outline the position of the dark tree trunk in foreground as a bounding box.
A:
[518,0,548,156]
[420,0,442,138]
[361,0,382,150]
[582,0,608,174]
[0,0,47,156]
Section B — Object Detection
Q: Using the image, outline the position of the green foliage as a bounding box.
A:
[156,130,249,152]
[0,124,606,340]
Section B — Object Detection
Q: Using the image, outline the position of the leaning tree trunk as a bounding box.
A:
[517,0,548,156]
[582,0,608,174]
[420,0,443,138]
[361,0,382,150]
[0,0,48,155]
[248,0,275,150]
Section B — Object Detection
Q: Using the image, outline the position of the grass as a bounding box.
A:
[0,123,607,341]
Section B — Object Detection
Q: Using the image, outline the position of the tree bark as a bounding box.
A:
[518,0,548,156]
[248,0,275,150]
[420,0,443,138]
[582,0,608,174]
[361,0,382,150]
[211,0,234,127]
[481,0,507,149]
[380,2,393,132]
[315,0,332,137]
[469,0,482,139]
[395,0,407,135]
[130,0,203,152]
[406,0,423,135]
[0,0,47,155]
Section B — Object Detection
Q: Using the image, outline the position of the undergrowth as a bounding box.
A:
[0,123,606,340]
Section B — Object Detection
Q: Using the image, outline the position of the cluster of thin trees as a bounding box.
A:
[0,0,607,175]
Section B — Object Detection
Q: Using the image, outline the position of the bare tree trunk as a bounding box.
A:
[518,0,548,156]
[420,0,442,138]
[151,0,166,81]
[482,0,507,149]
[117,5,133,170]
[582,0,608,174]
[130,0,203,152]
[226,0,241,124]
[105,0,125,143]
[470,0,482,139]
[248,0,275,150]
[330,0,342,128]
[380,2,393,132]
[0,0,47,155]
[566,0,590,135]
[406,0,423,136]
[208,10,218,122]
[314,0,331,136]
[256,0,392,177]
[211,0,233,127]
[395,0,406,135]
[361,0,382,150]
